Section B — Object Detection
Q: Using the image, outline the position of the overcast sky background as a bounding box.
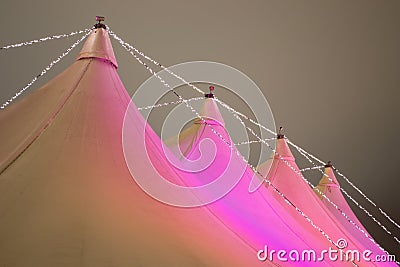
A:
[1,0,399,257]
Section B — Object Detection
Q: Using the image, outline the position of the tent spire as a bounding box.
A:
[205,85,215,98]
[277,126,284,139]
[76,17,118,68]
[194,85,224,125]
[325,161,333,168]
[94,15,106,29]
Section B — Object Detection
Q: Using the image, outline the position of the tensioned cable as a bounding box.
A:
[289,141,400,248]
[234,138,277,146]
[0,24,393,264]
[108,27,400,240]
[104,26,385,231]
[0,28,92,50]
[287,138,400,231]
[299,166,325,172]
[110,22,396,244]
[215,99,394,256]
[222,101,399,235]
[220,98,397,261]
[215,95,400,233]
[136,97,204,111]
[110,28,366,266]
[221,86,399,260]
[300,156,400,260]
[290,138,400,238]
[0,30,92,109]
[222,94,399,235]
[213,98,396,234]
[109,28,400,263]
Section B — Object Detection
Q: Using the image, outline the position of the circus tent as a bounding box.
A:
[0,21,398,267]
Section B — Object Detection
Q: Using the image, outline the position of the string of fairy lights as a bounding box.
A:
[1,24,398,263]
[136,97,204,111]
[282,144,389,252]
[219,99,398,233]
[108,28,361,262]
[108,26,399,234]
[217,83,400,239]
[234,138,277,146]
[291,138,399,247]
[0,29,92,50]
[107,26,400,261]
[108,28,400,265]
[208,92,391,254]
[299,166,325,172]
[286,136,400,232]
[0,29,92,109]
[213,86,400,236]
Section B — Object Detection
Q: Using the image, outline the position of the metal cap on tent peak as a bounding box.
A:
[277,127,285,139]
[324,161,336,171]
[77,17,118,68]
[94,16,106,29]
[325,161,333,168]
[205,86,215,98]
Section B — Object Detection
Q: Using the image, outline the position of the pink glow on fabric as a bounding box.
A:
[160,99,357,266]
[314,167,386,257]
[258,139,396,266]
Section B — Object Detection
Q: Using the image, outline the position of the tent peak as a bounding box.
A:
[196,96,225,126]
[325,161,333,168]
[76,22,118,68]
[277,126,285,139]
[324,161,337,172]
